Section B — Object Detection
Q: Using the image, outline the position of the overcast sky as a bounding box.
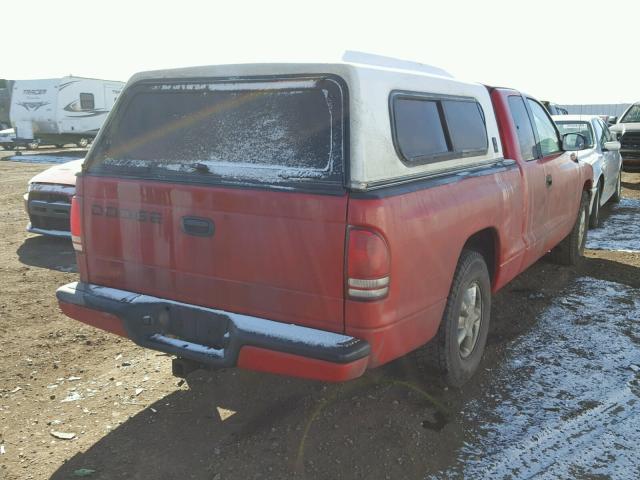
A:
[6,0,638,104]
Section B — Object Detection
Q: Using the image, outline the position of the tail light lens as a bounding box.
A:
[346,228,390,301]
[70,196,83,252]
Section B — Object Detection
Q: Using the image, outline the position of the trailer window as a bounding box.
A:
[80,93,95,110]
[391,93,488,165]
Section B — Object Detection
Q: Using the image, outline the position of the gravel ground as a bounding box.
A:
[1,154,639,479]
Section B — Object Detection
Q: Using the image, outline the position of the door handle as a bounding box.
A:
[546,174,553,187]
[181,216,215,237]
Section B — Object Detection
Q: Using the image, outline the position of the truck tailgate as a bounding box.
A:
[81,175,348,333]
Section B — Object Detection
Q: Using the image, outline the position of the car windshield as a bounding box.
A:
[621,104,640,123]
[556,121,594,147]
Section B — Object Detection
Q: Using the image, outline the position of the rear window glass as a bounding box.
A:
[391,93,488,165]
[87,77,346,191]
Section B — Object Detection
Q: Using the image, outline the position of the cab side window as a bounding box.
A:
[507,96,537,161]
[527,99,561,156]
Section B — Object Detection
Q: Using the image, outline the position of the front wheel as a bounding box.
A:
[416,249,491,387]
[551,192,589,266]
[610,172,622,204]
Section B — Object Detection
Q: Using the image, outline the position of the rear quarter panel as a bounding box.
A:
[346,165,524,366]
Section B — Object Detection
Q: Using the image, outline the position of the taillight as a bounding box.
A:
[346,228,390,301]
[70,196,83,252]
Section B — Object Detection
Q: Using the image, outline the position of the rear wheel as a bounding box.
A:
[416,249,491,387]
[610,172,622,203]
[551,192,589,266]
[27,141,39,150]
[589,187,600,229]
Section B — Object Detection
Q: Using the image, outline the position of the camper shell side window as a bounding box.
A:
[389,91,488,166]
[80,93,95,110]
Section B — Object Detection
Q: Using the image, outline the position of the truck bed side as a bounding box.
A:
[345,158,526,367]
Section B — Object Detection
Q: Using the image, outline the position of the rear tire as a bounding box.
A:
[415,249,491,388]
[610,172,622,203]
[589,187,600,229]
[551,192,589,266]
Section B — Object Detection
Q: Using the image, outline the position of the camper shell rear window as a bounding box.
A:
[390,91,488,165]
[86,75,347,193]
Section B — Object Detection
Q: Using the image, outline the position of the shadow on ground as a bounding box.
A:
[48,363,464,480]
[17,235,77,272]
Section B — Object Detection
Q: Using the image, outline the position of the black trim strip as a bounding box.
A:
[349,159,517,199]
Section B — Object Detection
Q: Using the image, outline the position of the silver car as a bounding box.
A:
[554,115,623,228]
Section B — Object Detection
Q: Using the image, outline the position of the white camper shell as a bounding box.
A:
[10,76,124,147]
[100,55,503,191]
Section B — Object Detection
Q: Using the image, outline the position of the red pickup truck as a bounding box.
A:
[56,58,593,387]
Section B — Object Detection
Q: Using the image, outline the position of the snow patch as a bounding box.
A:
[435,277,640,479]
[587,198,640,252]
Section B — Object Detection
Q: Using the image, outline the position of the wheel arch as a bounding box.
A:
[460,227,499,288]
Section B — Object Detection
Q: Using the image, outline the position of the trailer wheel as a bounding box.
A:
[77,138,89,148]
[551,192,589,266]
[415,249,491,388]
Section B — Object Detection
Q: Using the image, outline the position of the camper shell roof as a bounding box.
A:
[114,58,503,190]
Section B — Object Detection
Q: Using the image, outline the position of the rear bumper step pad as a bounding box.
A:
[56,282,370,382]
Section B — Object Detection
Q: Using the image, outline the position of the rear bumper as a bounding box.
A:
[56,282,370,382]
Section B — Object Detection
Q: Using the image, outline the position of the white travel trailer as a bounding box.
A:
[0,79,12,130]
[10,76,124,147]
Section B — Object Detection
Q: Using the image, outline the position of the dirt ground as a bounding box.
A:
[1,154,639,480]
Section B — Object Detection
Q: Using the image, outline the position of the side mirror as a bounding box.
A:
[562,132,588,151]
[608,116,618,125]
[603,140,621,152]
